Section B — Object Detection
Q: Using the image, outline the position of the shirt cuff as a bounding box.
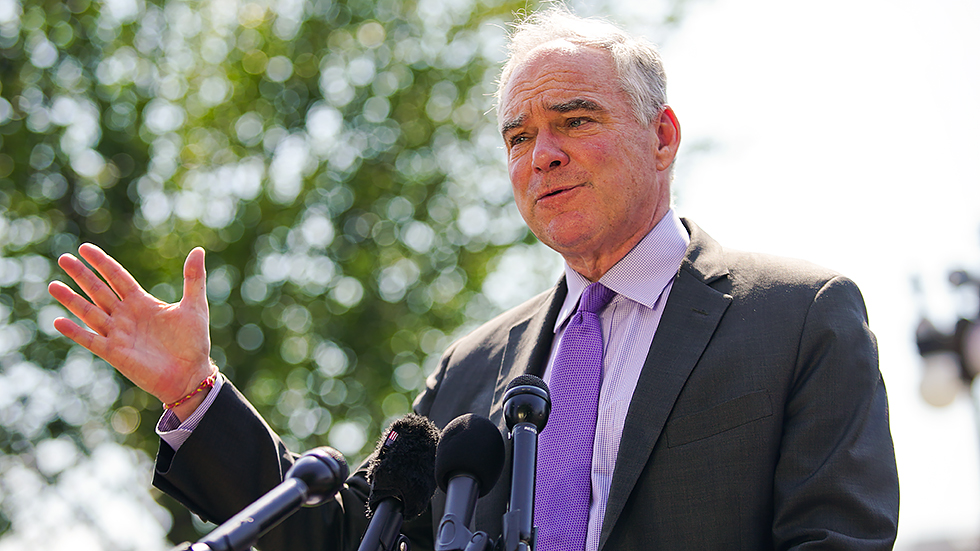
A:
[156,373,225,452]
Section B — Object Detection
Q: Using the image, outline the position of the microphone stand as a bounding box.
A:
[435,474,494,551]
[498,377,550,551]
[358,499,413,551]
[170,480,313,551]
[195,476,313,551]
[500,423,538,551]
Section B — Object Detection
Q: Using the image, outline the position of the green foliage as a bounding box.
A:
[0,0,541,546]
[0,0,694,545]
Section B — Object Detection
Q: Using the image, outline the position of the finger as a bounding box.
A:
[77,243,145,301]
[181,247,209,314]
[57,253,122,314]
[52,316,109,358]
[48,281,111,335]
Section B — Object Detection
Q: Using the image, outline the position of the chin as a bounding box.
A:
[540,231,597,257]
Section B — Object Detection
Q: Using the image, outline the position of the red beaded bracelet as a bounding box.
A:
[164,371,218,410]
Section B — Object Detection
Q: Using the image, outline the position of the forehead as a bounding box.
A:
[499,42,623,126]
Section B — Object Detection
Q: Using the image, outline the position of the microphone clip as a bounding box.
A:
[436,513,492,551]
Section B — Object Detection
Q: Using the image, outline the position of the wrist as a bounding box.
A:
[164,366,218,412]
[169,385,213,422]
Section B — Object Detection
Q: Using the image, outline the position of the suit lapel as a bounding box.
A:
[598,221,733,550]
[475,280,565,538]
[487,279,566,427]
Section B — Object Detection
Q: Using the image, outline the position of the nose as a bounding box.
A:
[532,130,569,173]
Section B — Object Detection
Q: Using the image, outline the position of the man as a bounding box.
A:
[48,6,899,550]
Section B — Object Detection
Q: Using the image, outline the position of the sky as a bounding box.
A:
[597,0,980,546]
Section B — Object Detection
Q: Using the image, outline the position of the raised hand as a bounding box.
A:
[48,244,214,411]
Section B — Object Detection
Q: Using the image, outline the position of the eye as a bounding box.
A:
[508,134,529,147]
[567,117,592,129]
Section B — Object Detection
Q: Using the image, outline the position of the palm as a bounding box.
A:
[99,290,209,400]
[48,244,213,404]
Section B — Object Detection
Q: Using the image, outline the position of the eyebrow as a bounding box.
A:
[500,98,604,134]
[500,114,526,135]
[549,98,603,113]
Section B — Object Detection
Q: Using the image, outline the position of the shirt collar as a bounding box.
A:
[554,209,690,332]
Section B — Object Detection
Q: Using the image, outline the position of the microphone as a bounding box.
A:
[357,413,440,551]
[501,375,550,551]
[197,446,348,551]
[434,413,505,551]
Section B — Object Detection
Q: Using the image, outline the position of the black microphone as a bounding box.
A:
[500,375,550,551]
[357,413,440,551]
[434,413,505,551]
[197,446,348,551]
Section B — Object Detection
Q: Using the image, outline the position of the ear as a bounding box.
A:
[654,106,681,171]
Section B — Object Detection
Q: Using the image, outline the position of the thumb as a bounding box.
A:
[181,247,208,311]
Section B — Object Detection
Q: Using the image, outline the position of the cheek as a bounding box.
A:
[508,160,530,196]
[567,139,619,176]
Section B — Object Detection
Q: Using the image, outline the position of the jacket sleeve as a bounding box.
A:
[153,380,372,551]
[771,276,899,549]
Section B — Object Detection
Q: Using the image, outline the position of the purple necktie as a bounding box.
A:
[535,282,616,551]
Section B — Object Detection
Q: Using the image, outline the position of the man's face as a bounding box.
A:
[499,42,678,279]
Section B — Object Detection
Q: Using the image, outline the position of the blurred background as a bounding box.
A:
[0,0,977,548]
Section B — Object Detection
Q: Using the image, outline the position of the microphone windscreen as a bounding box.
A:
[434,413,505,497]
[506,374,548,393]
[366,413,440,520]
[503,374,551,432]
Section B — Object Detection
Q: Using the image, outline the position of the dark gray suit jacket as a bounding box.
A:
[155,219,899,550]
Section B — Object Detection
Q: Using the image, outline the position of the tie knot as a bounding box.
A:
[579,282,615,314]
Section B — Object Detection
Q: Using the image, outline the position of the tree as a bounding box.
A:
[0,0,693,546]
[0,0,536,546]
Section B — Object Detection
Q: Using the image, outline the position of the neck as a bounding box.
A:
[563,207,670,282]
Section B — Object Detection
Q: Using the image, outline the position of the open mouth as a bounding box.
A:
[539,185,578,200]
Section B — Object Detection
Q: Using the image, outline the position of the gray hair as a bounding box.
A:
[495,5,668,126]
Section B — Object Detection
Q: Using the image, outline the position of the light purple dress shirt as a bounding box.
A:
[543,209,689,551]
